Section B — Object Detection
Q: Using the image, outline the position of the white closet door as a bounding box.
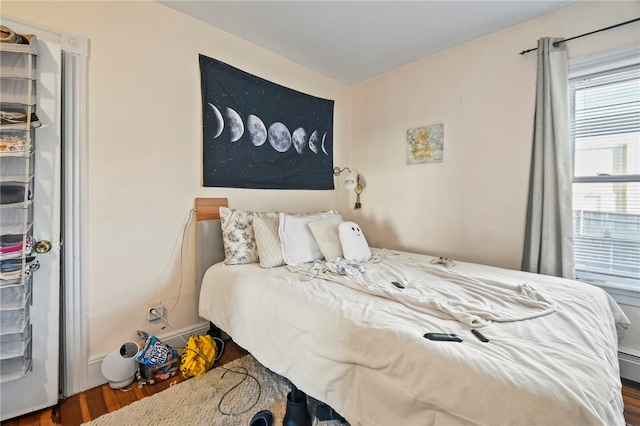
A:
[0,20,62,421]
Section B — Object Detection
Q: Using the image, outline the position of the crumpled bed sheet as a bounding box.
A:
[199,248,630,426]
[290,250,557,327]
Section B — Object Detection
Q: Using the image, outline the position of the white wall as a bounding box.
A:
[350,1,639,269]
[2,1,351,356]
[349,0,640,361]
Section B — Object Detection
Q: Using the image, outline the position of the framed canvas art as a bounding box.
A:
[406,123,444,164]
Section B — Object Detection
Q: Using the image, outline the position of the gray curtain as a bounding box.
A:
[521,38,575,279]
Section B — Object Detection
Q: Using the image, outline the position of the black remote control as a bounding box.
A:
[471,329,489,342]
[391,281,405,289]
[423,333,463,342]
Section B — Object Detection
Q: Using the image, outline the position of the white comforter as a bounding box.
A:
[199,249,630,426]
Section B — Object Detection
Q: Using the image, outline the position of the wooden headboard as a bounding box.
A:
[194,198,228,298]
[195,197,228,221]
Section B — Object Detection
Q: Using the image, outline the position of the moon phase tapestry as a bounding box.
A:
[199,55,335,190]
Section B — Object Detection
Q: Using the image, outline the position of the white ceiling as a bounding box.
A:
[158,1,578,85]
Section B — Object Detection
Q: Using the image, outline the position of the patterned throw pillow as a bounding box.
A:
[219,207,278,265]
[254,217,285,268]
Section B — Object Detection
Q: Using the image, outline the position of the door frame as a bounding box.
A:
[60,34,89,397]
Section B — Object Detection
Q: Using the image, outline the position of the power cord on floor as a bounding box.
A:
[216,365,262,416]
[143,313,258,415]
[156,313,259,416]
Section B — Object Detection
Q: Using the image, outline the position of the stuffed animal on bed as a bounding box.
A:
[339,221,371,262]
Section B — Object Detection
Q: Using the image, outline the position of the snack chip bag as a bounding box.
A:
[134,333,178,367]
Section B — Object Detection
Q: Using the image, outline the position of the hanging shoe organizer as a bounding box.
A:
[0,25,40,383]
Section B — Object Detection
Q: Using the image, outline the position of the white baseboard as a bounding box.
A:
[86,322,211,392]
[619,351,640,383]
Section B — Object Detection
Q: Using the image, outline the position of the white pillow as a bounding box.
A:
[309,215,344,261]
[254,217,285,268]
[339,221,371,262]
[279,211,336,266]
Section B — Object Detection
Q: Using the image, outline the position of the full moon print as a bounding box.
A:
[268,122,292,153]
[200,55,335,190]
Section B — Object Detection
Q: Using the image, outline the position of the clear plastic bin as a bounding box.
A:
[137,357,181,385]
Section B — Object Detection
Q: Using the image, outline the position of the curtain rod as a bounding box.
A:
[519,17,640,55]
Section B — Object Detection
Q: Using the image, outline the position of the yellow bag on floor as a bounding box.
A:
[180,334,217,378]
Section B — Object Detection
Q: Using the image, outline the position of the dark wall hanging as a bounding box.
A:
[199,55,335,190]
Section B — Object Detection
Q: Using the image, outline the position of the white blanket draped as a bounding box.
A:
[291,250,556,327]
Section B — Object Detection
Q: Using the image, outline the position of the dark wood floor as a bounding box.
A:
[1,340,249,426]
[2,341,640,425]
[624,378,640,426]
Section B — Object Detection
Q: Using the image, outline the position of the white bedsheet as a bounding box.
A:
[199,249,630,426]
[291,251,557,327]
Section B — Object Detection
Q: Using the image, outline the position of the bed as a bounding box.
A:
[194,198,630,426]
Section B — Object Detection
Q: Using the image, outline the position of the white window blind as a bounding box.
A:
[569,47,640,285]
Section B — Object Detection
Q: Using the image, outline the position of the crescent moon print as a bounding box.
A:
[268,122,292,153]
[208,103,224,139]
[225,107,244,142]
[308,130,320,154]
[292,127,308,154]
[247,114,267,146]
[321,132,329,155]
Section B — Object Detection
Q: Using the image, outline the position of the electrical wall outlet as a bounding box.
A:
[147,302,164,321]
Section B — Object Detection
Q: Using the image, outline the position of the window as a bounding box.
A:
[569,45,640,305]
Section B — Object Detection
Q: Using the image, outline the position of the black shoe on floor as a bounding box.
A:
[249,410,273,426]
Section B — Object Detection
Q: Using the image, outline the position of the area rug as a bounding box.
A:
[83,355,346,426]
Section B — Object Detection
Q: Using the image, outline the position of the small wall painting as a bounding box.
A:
[406,123,444,164]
